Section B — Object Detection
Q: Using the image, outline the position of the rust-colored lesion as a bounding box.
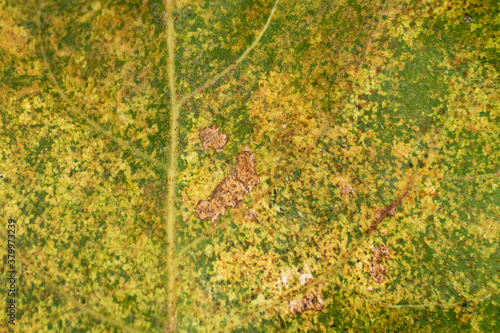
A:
[195,151,260,224]
[199,125,228,152]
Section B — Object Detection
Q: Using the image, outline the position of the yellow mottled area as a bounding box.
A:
[0,0,499,332]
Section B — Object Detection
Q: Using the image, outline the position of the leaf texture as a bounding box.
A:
[0,0,499,332]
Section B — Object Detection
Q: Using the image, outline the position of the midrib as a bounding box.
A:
[164,0,179,331]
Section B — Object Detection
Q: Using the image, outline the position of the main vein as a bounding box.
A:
[164,0,179,332]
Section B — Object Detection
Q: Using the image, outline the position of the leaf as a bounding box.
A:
[0,0,499,332]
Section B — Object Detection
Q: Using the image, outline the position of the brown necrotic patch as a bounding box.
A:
[369,244,391,284]
[195,151,260,224]
[199,125,228,152]
[287,273,325,315]
[288,291,325,315]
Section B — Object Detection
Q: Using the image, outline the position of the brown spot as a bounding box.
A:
[388,205,397,217]
[234,151,260,191]
[366,189,409,234]
[244,208,258,221]
[199,125,228,152]
[288,291,325,315]
[288,273,324,315]
[341,185,355,196]
[374,207,385,220]
[195,152,260,224]
[369,261,388,284]
[369,244,391,283]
